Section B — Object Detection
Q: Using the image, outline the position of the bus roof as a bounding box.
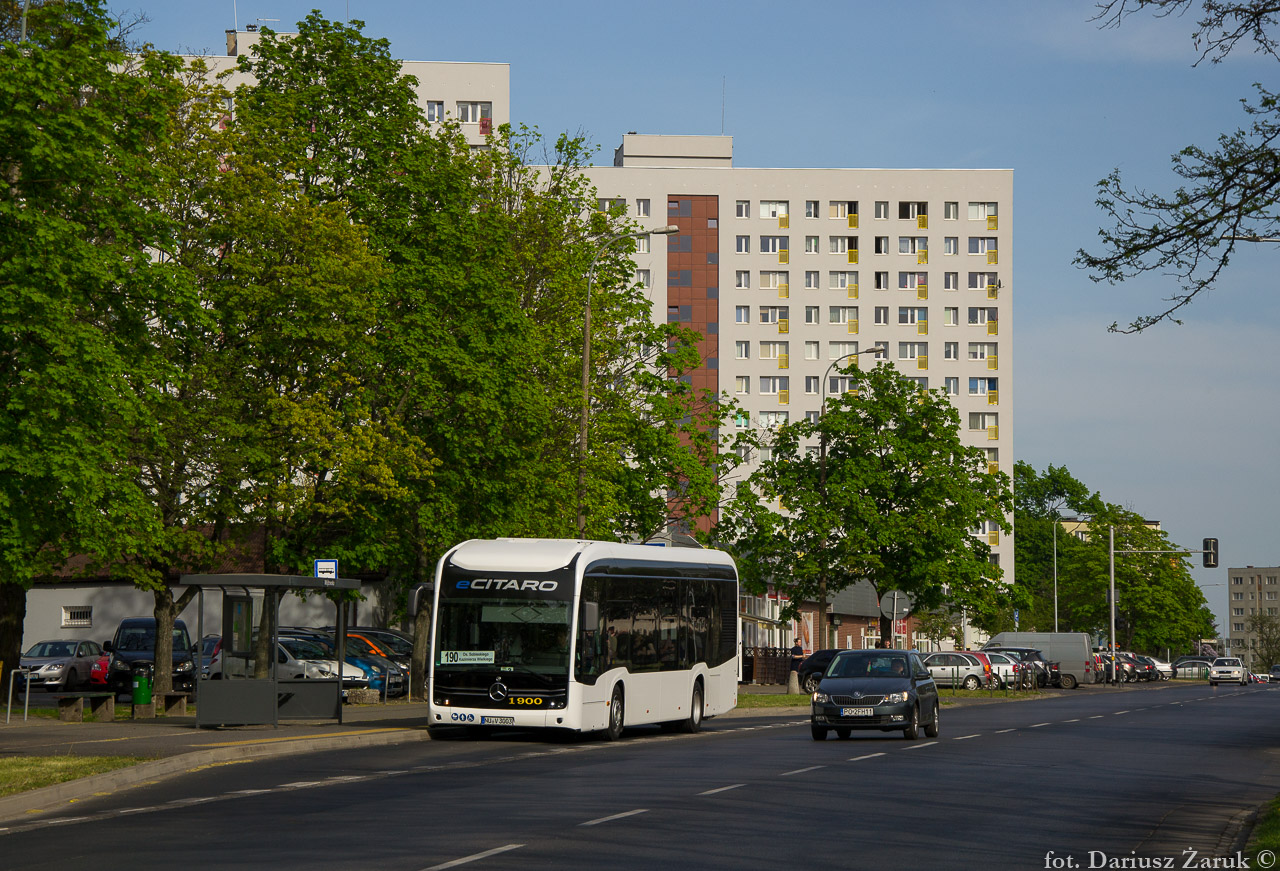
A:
[445,538,737,576]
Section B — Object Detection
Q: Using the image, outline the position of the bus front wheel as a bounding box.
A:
[606,685,625,741]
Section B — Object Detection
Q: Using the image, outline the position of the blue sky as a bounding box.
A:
[123,1,1280,636]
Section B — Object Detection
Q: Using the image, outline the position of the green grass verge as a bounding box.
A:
[0,756,149,798]
[737,693,810,707]
[1246,795,1280,863]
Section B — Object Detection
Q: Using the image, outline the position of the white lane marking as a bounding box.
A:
[1063,719,1080,723]
[279,781,325,788]
[903,741,938,750]
[1114,710,1130,715]
[780,765,825,776]
[1089,715,1104,719]
[848,752,886,761]
[423,844,525,870]
[953,734,980,740]
[995,728,1015,733]
[225,789,270,796]
[580,809,649,827]
[1029,723,1050,728]
[699,784,746,796]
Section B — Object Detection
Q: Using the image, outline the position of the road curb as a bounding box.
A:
[0,725,430,823]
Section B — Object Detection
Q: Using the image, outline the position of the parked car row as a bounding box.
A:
[13,620,414,701]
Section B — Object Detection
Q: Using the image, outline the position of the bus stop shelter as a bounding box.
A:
[181,572,361,728]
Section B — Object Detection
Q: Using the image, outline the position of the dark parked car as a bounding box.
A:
[103,617,196,695]
[798,649,839,693]
[984,647,1056,687]
[17,639,104,690]
[810,649,940,741]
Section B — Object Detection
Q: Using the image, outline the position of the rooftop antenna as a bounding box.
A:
[232,0,237,32]
[721,77,726,136]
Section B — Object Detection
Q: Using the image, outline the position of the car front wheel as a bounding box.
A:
[903,705,920,740]
[924,703,940,738]
[811,724,829,741]
[803,674,820,694]
[962,675,980,691]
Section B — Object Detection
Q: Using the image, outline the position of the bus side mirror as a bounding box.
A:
[408,582,433,617]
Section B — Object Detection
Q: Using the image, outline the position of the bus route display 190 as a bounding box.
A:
[428,539,740,739]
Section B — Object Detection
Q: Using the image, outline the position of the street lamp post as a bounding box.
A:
[576,224,680,538]
[815,347,882,648]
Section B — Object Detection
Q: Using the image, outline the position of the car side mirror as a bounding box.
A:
[103,641,114,653]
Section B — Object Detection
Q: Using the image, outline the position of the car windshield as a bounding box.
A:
[1216,658,1241,666]
[363,633,412,655]
[827,651,910,678]
[116,625,190,652]
[282,638,331,660]
[25,641,76,658]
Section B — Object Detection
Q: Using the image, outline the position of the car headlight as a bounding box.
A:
[46,662,67,673]
[175,660,193,672]
[111,659,131,671]
[812,692,830,704]
[886,691,908,703]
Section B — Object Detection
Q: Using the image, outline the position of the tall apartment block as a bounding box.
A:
[583,135,1014,586]
[1227,566,1280,668]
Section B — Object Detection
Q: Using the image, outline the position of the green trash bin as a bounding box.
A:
[131,670,153,705]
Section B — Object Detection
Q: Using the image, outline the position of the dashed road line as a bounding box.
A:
[780,765,825,776]
[698,784,745,796]
[580,809,648,827]
[995,728,1016,733]
[423,844,524,870]
[953,734,980,740]
[848,752,886,762]
[1029,723,1050,728]
[903,741,938,750]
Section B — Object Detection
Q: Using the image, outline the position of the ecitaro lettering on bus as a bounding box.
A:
[455,579,559,592]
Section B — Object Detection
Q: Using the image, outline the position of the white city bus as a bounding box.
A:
[428,538,739,739]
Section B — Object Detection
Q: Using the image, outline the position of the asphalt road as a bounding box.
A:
[2,682,1277,870]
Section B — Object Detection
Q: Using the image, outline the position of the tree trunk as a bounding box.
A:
[411,600,431,702]
[0,583,27,683]
[152,591,177,696]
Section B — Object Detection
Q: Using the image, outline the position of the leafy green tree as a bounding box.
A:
[1012,462,1104,631]
[1244,613,1280,672]
[1077,0,1280,332]
[716,363,1014,646]
[0,0,185,677]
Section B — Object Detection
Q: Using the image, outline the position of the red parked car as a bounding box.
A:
[88,654,109,687]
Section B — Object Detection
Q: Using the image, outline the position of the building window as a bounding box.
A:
[898,271,927,290]
[968,342,997,360]
[829,306,857,325]
[944,272,959,291]
[970,376,996,395]
[761,200,789,218]
[945,342,959,360]
[874,201,889,220]
[969,307,997,325]
[759,341,787,360]
[805,305,820,324]
[1233,591,1245,600]
[829,341,857,360]
[805,375,820,394]
[735,375,750,394]
[944,376,959,395]
[944,202,959,220]
[736,305,750,324]
[874,306,889,325]
[636,236,650,254]
[968,411,998,430]
[829,271,857,289]
[805,341,820,360]
[968,202,998,220]
[874,271,890,290]
[897,306,926,325]
[759,236,788,254]
[874,236,890,254]
[737,200,750,218]
[805,200,820,218]
[899,236,927,255]
[735,411,750,429]
[636,269,651,288]
[759,305,788,324]
[425,101,445,122]
[760,271,788,289]
[898,342,927,360]
[760,376,788,395]
[736,236,751,254]
[456,101,492,122]
[736,270,751,288]
[760,411,789,428]
[873,341,889,359]
[636,198,650,217]
[968,237,997,255]
[806,235,820,253]
[898,202,927,220]
[736,341,750,359]
[61,606,93,629]
[944,237,959,256]
[968,271,998,289]
[805,271,820,289]
[944,307,959,326]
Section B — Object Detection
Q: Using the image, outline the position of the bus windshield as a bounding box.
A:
[436,597,571,676]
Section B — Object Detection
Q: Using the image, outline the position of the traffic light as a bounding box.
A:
[1203,538,1219,569]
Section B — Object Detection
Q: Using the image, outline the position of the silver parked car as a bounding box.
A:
[983,650,1023,689]
[923,651,987,690]
[18,639,104,690]
[1209,657,1247,686]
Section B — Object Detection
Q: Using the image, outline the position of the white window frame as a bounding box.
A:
[636,198,650,217]
[968,202,998,220]
[736,270,751,288]
[736,236,751,254]
[736,200,750,218]
[805,341,820,360]
[736,341,750,359]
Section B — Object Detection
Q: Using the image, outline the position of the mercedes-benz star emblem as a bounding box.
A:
[489,681,508,701]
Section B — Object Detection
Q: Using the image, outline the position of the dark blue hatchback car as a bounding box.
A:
[810,649,940,741]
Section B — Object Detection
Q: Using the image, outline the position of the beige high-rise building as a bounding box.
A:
[583,135,1014,582]
[1227,566,1280,669]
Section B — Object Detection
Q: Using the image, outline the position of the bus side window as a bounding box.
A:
[605,580,633,671]
[576,584,603,683]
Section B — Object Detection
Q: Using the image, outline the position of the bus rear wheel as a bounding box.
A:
[606,685,625,741]
[680,682,704,734]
